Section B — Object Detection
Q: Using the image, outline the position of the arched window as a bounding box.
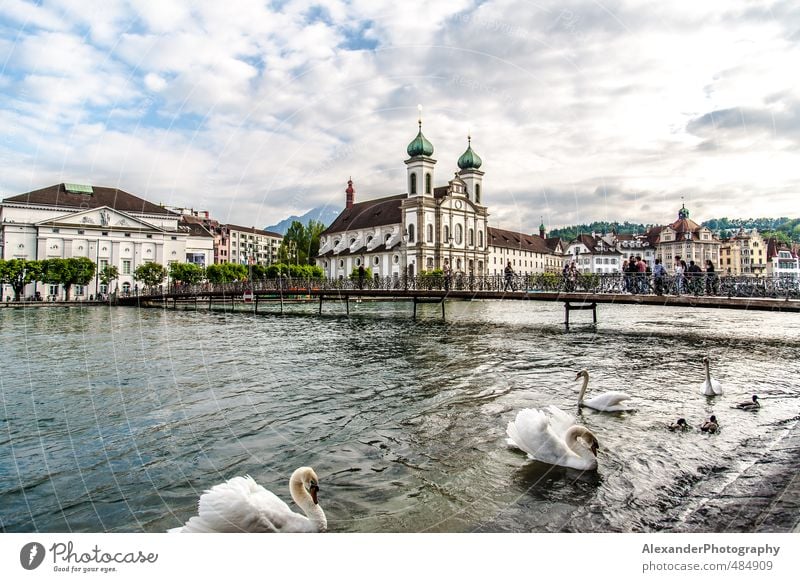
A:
[478,230,484,248]
[475,183,481,203]
[427,224,433,243]
[444,225,450,243]
[468,228,474,246]
[407,224,415,243]
[425,173,431,194]
[455,224,463,244]
[410,173,417,195]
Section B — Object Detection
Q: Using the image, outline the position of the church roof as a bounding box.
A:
[321,194,406,235]
[487,227,551,254]
[3,183,176,216]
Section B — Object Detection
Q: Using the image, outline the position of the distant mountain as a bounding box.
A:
[265,206,341,235]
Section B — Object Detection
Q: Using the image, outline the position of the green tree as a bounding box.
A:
[134,262,168,289]
[38,258,95,300]
[762,230,792,245]
[0,259,42,301]
[99,265,120,293]
[206,262,248,283]
[169,262,205,285]
[279,219,326,265]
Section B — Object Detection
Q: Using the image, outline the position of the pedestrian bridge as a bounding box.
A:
[116,273,800,320]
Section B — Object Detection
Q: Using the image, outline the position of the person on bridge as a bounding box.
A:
[653,258,667,296]
[705,260,718,295]
[443,259,452,291]
[504,261,515,291]
[357,264,366,290]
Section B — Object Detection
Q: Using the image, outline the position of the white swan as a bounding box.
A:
[506,405,600,470]
[169,467,327,533]
[735,395,760,410]
[576,370,635,412]
[700,356,723,396]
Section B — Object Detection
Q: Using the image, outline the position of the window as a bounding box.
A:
[49,285,59,297]
[407,224,415,243]
[427,224,433,243]
[475,183,481,203]
[124,233,131,237]
[468,228,474,246]
[444,225,450,243]
[99,259,109,271]
[146,234,152,239]
[77,230,85,235]
[102,231,109,236]
[410,173,417,195]
[425,173,431,194]
[455,224,463,244]
[52,228,60,233]
[75,285,84,296]
[478,231,483,248]
[171,236,177,240]
[123,260,131,275]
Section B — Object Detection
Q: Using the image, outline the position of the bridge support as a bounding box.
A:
[564,301,597,330]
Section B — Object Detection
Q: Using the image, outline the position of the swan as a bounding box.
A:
[506,405,600,471]
[700,415,719,433]
[576,370,635,412]
[700,356,723,396]
[735,395,760,410]
[668,418,689,431]
[169,467,327,533]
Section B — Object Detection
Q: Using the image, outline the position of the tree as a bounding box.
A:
[99,265,120,293]
[38,258,95,300]
[134,262,168,289]
[280,219,326,265]
[206,262,247,283]
[0,259,42,301]
[169,262,205,285]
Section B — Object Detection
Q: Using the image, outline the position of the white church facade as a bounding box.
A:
[317,119,559,280]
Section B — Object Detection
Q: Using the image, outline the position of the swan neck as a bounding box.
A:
[704,360,711,384]
[565,426,595,460]
[577,374,589,405]
[290,475,327,531]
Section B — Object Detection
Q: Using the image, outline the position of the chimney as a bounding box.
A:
[345,178,355,209]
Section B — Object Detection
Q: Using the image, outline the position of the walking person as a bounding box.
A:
[687,260,702,295]
[443,259,452,291]
[653,258,667,296]
[636,255,647,293]
[674,256,684,295]
[705,259,718,295]
[504,261,515,291]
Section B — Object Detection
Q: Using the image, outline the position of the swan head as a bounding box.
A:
[290,467,321,505]
[702,356,709,365]
[569,426,599,456]
[575,369,589,381]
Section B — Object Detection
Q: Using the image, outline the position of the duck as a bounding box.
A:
[735,395,760,410]
[700,356,723,396]
[506,405,600,471]
[168,467,327,533]
[576,369,635,412]
[668,418,689,431]
[700,415,719,434]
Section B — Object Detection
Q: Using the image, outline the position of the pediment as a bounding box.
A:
[36,206,165,232]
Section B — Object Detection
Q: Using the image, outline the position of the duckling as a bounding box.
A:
[735,395,760,410]
[700,415,719,434]
[668,418,690,431]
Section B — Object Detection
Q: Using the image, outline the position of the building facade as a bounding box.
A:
[317,121,555,279]
[719,228,767,275]
[654,204,720,271]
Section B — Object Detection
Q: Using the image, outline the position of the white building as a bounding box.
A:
[766,238,800,278]
[564,234,623,274]
[0,183,209,298]
[317,121,556,279]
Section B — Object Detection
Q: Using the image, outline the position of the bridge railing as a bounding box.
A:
[129,273,800,300]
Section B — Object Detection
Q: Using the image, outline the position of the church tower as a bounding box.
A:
[457,134,484,205]
[404,106,436,198]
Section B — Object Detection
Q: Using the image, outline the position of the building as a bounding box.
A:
[766,238,800,278]
[0,183,194,299]
[317,120,555,279]
[564,233,623,274]
[719,228,767,275]
[222,225,282,266]
[654,204,720,271]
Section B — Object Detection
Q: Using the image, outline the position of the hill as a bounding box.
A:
[265,206,340,235]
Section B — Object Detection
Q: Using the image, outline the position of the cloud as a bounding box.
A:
[1,0,799,232]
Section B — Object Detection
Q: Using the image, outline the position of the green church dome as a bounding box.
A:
[457,136,482,170]
[406,121,434,157]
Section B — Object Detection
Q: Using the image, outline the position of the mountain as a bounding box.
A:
[265,206,341,235]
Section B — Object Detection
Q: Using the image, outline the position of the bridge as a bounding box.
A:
[116,273,800,323]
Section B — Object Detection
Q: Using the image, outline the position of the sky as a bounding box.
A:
[1,0,798,234]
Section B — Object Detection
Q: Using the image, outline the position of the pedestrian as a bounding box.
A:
[636,255,647,293]
[357,264,366,289]
[674,256,684,295]
[687,260,702,294]
[705,259,718,295]
[504,261,515,291]
[563,262,572,291]
[653,258,667,296]
[443,259,452,291]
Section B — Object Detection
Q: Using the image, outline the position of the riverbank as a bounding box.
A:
[675,417,800,533]
[0,300,108,308]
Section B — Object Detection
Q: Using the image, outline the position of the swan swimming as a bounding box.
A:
[735,395,760,410]
[506,405,600,471]
[576,369,635,412]
[700,356,723,396]
[169,467,327,533]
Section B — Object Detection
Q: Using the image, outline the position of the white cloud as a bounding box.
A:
[1,0,799,231]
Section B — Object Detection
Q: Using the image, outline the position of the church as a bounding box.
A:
[316,117,557,280]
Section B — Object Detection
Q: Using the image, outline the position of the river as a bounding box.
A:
[1,301,798,532]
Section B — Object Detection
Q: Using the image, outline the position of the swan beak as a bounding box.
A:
[310,484,320,505]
